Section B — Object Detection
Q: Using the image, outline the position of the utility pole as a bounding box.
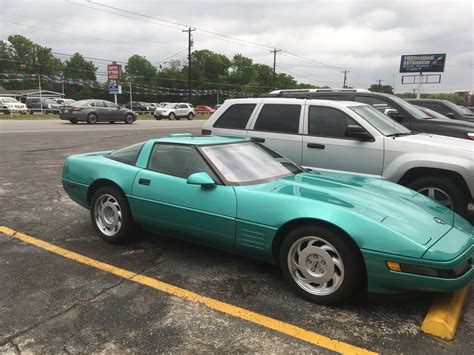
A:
[417,72,423,99]
[377,79,382,91]
[270,48,282,90]
[129,82,133,104]
[341,70,349,88]
[182,27,196,102]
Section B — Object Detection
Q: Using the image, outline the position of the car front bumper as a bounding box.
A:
[362,244,473,294]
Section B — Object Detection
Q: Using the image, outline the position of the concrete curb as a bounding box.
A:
[421,285,470,341]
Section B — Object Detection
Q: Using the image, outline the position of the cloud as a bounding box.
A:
[1,0,472,92]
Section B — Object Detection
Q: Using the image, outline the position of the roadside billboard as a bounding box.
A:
[399,54,446,73]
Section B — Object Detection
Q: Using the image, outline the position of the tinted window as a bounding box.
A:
[418,102,451,115]
[214,104,256,129]
[253,104,301,134]
[107,142,145,165]
[308,106,364,138]
[148,144,217,180]
[354,96,394,111]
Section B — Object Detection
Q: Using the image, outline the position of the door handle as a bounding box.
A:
[251,137,265,143]
[138,178,151,186]
[307,143,325,149]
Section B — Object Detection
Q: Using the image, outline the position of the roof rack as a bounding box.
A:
[269,88,370,94]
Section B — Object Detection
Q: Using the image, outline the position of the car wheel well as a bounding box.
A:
[398,168,470,197]
[87,179,124,206]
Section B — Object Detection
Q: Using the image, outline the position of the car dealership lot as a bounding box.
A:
[0,120,472,353]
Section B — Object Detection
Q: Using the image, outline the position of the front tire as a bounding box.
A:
[187,112,194,120]
[69,119,78,124]
[124,114,134,124]
[90,186,133,244]
[405,175,468,216]
[168,113,176,120]
[87,113,98,124]
[279,225,363,305]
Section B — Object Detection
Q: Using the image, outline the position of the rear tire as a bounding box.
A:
[404,175,468,216]
[69,119,78,124]
[90,186,133,244]
[87,113,98,124]
[279,225,364,305]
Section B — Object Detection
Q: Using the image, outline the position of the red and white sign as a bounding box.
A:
[107,63,122,81]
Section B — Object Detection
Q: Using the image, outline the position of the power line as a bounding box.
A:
[0,19,181,50]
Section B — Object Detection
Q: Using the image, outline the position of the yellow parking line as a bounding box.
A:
[421,285,470,341]
[0,226,376,354]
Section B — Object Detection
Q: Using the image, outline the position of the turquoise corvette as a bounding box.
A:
[62,134,473,304]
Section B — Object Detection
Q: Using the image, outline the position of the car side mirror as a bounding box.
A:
[384,109,404,122]
[187,172,216,187]
[345,125,374,142]
[445,112,455,119]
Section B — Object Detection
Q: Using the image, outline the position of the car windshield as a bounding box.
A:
[443,101,474,116]
[200,142,302,185]
[350,105,412,136]
[3,98,18,103]
[388,95,431,119]
[164,103,177,108]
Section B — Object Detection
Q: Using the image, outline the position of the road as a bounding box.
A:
[0,121,472,353]
[0,119,204,134]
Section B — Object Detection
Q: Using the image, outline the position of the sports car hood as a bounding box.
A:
[255,171,455,246]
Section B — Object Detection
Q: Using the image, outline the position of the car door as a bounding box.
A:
[131,143,237,249]
[246,103,304,164]
[90,100,107,121]
[302,104,384,176]
[103,101,121,121]
[177,104,188,117]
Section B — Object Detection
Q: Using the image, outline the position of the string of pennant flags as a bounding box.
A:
[0,73,255,97]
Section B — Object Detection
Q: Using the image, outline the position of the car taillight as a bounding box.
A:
[202,129,211,135]
[72,107,83,112]
[468,133,474,140]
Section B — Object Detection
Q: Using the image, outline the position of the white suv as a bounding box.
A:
[202,97,474,217]
[1,97,28,114]
[154,103,195,120]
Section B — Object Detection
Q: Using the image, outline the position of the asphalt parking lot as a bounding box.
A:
[0,120,472,353]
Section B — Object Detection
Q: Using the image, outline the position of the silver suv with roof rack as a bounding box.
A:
[202,97,474,217]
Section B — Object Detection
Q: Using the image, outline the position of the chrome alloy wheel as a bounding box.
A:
[287,236,344,296]
[417,187,453,209]
[94,194,122,237]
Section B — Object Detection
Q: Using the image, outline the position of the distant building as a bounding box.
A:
[0,86,64,100]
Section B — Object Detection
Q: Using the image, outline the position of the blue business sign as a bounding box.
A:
[400,53,446,73]
[108,83,122,94]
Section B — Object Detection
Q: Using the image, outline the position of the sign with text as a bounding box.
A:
[107,63,122,80]
[108,83,122,94]
[400,54,446,73]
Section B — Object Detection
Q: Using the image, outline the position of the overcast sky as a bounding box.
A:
[1,0,473,93]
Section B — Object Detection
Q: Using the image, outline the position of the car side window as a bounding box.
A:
[420,102,450,116]
[253,104,301,134]
[354,96,394,112]
[148,144,217,180]
[104,101,117,108]
[308,106,365,139]
[213,104,256,129]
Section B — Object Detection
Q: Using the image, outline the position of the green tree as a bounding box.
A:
[229,54,256,85]
[63,53,97,80]
[124,54,157,84]
[368,83,394,94]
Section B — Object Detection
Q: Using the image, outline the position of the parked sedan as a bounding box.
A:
[195,105,216,114]
[62,135,473,304]
[59,99,136,124]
